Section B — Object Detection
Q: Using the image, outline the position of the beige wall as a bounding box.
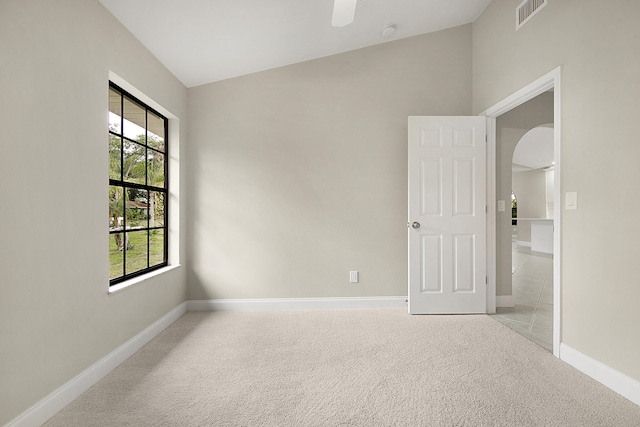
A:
[474,0,640,381]
[494,93,553,296]
[187,26,472,300]
[0,1,188,424]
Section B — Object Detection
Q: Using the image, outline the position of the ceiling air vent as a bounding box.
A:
[516,0,548,30]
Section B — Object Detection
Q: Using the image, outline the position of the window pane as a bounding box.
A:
[109,135,121,180]
[123,140,145,184]
[149,229,165,266]
[110,232,124,280]
[123,96,146,141]
[126,188,148,229]
[124,230,148,274]
[109,186,124,231]
[147,149,165,188]
[109,82,168,285]
[147,112,165,151]
[149,191,165,228]
[109,88,122,133]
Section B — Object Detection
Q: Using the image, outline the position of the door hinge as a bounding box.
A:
[485,134,488,143]
[485,276,488,284]
[485,205,488,213]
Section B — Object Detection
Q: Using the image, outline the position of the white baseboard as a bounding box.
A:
[560,343,640,406]
[7,302,187,427]
[187,296,408,312]
[496,295,515,308]
[516,240,531,247]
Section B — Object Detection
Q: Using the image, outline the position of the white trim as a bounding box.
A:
[486,117,497,314]
[496,295,515,308]
[187,297,408,312]
[481,66,562,358]
[516,240,532,248]
[560,344,640,406]
[552,70,562,359]
[481,67,558,117]
[108,265,182,294]
[7,303,187,427]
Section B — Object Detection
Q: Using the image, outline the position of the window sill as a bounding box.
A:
[108,264,182,295]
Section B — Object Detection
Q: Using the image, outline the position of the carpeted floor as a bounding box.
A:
[45,309,640,426]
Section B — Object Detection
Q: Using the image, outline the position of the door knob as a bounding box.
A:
[411,221,421,229]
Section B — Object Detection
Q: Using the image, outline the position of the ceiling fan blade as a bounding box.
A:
[332,0,357,27]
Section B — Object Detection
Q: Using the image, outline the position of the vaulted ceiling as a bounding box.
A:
[99,0,492,87]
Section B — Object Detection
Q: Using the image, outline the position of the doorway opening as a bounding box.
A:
[481,67,561,357]
[498,121,555,351]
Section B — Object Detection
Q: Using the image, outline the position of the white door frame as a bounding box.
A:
[480,66,562,358]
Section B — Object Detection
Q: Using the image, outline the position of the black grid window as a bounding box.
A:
[108,82,168,285]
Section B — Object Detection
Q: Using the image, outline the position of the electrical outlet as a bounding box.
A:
[349,271,359,283]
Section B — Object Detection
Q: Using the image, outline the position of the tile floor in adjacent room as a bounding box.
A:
[491,241,554,352]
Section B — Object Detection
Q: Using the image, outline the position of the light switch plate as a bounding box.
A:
[498,200,506,212]
[349,271,359,283]
[566,192,578,210]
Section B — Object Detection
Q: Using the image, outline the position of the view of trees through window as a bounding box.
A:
[108,83,168,285]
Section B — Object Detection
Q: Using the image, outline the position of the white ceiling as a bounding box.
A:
[99,0,493,88]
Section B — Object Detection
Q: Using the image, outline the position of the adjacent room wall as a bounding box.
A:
[513,169,547,243]
[474,0,640,381]
[0,1,188,424]
[187,25,472,300]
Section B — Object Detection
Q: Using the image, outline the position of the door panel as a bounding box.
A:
[408,116,486,314]
[453,234,474,292]
[421,158,441,216]
[420,234,442,293]
[453,158,474,215]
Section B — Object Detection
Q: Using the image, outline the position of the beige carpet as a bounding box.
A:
[46,309,640,426]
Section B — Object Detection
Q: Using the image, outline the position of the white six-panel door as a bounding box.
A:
[408,116,486,314]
